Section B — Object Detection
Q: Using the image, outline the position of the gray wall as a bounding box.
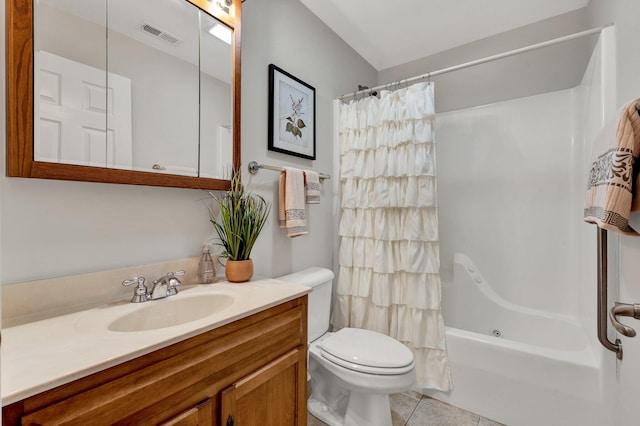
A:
[378,9,590,112]
[240,0,377,278]
[0,0,376,284]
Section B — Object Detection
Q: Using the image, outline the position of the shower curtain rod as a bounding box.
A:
[338,24,613,101]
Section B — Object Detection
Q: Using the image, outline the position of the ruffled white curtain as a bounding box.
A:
[332,82,452,391]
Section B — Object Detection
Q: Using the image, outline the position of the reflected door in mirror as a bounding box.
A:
[35,51,133,168]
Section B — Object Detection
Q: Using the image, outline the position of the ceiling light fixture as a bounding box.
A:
[209,0,232,14]
[208,22,232,44]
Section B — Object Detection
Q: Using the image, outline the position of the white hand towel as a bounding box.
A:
[279,167,308,237]
[304,170,321,204]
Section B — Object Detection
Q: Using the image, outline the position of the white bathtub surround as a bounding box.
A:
[433,90,609,425]
[429,28,616,425]
[333,82,452,391]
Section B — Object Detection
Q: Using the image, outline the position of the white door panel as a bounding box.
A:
[35,51,132,168]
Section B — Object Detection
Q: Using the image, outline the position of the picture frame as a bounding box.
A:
[268,64,316,160]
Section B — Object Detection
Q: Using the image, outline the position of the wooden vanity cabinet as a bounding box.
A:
[2,297,308,426]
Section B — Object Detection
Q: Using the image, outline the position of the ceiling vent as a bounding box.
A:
[138,22,183,46]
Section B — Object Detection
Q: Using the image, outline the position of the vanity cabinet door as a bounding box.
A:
[160,398,213,426]
[220,347,307,426]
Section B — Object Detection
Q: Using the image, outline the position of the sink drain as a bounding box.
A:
[491,329,502,338]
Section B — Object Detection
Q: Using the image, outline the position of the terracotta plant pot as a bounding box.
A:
[225,259,254,283]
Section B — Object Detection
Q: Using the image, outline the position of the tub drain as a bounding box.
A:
[491,329,502,338]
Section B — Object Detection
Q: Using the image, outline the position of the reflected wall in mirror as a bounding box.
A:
[7,0,241,190]
[200,11,234,179]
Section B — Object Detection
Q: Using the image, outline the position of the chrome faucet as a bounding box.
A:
[149,270,185,300]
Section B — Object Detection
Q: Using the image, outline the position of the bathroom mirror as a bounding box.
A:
[7,0,241,190]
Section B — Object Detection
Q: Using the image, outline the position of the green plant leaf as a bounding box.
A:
[208,173,271,261]
[297,119,306,129]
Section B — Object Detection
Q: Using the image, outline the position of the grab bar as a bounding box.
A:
[597,228,623,359]
[610,303,640,337]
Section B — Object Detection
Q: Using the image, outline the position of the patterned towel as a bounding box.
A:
[304,170,321,204]
[279,167,308,237]
[584,99,640,234]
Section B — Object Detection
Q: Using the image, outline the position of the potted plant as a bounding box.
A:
[209,173,271,282]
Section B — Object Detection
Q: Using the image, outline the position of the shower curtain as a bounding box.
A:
[332,82,452,391]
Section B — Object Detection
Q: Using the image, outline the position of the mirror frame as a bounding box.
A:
[6,0,241,190]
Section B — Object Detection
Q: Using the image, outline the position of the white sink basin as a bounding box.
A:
[107,293,235,332]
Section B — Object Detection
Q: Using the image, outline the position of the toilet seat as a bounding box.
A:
[319,328,415,375]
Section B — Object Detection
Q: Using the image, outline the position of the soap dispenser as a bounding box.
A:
[197,243,216,284]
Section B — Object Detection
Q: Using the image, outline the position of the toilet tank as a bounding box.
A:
[276,267,334,343]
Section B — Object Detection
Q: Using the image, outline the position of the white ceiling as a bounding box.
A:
[300,0,590,71]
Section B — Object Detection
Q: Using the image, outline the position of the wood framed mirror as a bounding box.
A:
[6,0,241,190]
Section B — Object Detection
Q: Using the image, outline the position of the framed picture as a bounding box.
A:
[268,64,316,160]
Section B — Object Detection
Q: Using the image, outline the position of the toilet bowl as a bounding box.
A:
[308,328,416,426]
[276,267,416,426]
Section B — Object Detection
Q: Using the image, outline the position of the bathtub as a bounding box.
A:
[423,254,609,426]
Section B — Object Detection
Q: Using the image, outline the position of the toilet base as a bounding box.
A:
[345,392,392,426]
[308,392,392,426]
[308,362,395,426]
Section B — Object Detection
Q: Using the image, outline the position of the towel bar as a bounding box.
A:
[247,161,331,181]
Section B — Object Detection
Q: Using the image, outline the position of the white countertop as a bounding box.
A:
[1,278,310,406]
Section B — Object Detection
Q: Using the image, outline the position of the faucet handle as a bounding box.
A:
[166,270,184,296]
[122,275,148,303]
[122,275,144,287]
[167,278,181,296]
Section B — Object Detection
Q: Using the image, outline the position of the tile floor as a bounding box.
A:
[307,391,505,426]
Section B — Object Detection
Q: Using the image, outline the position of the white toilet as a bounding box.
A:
[277,267,416,426]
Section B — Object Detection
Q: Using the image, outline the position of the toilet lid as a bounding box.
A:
[319,328,414,373]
